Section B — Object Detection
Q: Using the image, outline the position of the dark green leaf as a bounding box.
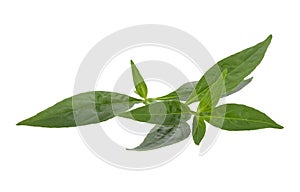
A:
[202,104,283,131]
[130,60,148,99]
[119,101,191,125]
[198,70,227,112]
[186,35,272,105]
[17,91,142,128]
[192,116,206,145]
[129,123,191,151]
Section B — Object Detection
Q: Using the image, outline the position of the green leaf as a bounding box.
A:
[192,116,206,145]
[156,81,197,101]
[202,104,283,131]
[129,123,191,151]
[156,78,252,102]
[17,91,142,128]
[198,70,227,112]
[222,77,253,97]
[186,35,272,105]
[130,60,148,99]
[119,101,191,125]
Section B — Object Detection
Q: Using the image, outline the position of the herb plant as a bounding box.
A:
[17,35,283,151]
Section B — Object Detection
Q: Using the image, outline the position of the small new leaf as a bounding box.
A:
[130,60,148,99]
[192,116,206,145]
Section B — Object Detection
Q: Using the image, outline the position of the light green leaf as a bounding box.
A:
[198,70,227,112]
[202,104,283,131]
[192,116,206,145]
[130,60,148,99]
[129,123,191,151]
[119,101,191,125]
[186,35,272,105]
[17,91,142,128]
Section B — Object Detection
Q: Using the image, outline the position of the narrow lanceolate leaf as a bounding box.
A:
[202,104,283,131]
[130,60,148,99]
[198,70,227,112]
[156,81,197,101]
[156,78,252,102]
[192,116,206,145]
[221,77,253,97]
[17,91,142,128]
[119,101,191,125]
[186,35,272,105]
[129,123,191,151]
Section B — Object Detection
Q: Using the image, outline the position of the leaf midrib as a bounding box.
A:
[22,100,141,124]
[202,115,277,127]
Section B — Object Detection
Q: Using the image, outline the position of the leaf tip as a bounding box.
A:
[268,34,273,40]
[271,119,283,129]
[265,34,273,44]
[16,115,38,127]
[193,140,201,145]
[126,147,142,151]
[16,119,28,126]
[130,60,134,65]
[16,121,23,126]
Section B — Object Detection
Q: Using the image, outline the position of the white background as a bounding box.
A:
[1,0,299,191]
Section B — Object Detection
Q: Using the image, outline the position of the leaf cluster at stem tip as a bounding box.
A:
[17,35,283,151]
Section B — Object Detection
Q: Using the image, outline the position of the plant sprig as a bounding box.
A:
[17,35,283,151]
